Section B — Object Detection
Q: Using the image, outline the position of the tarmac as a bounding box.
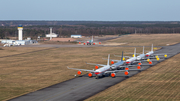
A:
[9,43,180,101]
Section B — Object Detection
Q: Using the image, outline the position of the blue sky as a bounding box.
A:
[0,0,180,21]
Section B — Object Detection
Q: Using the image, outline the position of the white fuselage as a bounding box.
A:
[126,57,137,64]
[111,61,124,70]
[146,51,154,57]
[137,54,146,60]
[94,65,110,76]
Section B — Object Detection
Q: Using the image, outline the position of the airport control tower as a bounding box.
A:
[17,25,23,40]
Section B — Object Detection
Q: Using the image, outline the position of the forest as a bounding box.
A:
[0,21,180,39]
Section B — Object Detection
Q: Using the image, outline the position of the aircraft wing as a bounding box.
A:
[119,65,132,68]
[117,64,141,68]
[153,54,167,56]
[124,52,141,55]
[111,60,121,62]
[67,66,95,72]
[143,58,164,62]
[140,64,153,66]
[125,62,153,66]
[105,68,144,73]
[144,57,156,59]
[105,70,126,73]
[152,53,175,57]
[133,60,142,63]
[102,58,121,62]
[114,55,132,58]
[86,62,107,67]
[150,59,164,61]
[128,69,144,71]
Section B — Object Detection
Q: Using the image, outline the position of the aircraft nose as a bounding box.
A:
[126,61,130,64]
[95,72,100,75]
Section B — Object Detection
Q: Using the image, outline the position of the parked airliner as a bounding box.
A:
[67,54,128,79]
[146,44,168,58]
[78,35,101,45]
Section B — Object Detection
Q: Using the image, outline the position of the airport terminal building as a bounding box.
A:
[0,25,38,46]
[1,40,38,45]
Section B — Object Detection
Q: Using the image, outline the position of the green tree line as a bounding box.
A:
[0,23,180,39]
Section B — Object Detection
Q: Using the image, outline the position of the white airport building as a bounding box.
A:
[1,25,38,46]
[1,39,37,46]
[71,35,82,38]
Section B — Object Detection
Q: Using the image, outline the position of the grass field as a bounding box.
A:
[107,34,180,46]
[0,47,49,57]
[85,53,180,101]
[0,47,138,101]
[0,34,180,100]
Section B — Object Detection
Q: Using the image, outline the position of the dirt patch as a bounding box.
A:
[50,38,77,42]
[108,34,180,46]
[39,41,78,45]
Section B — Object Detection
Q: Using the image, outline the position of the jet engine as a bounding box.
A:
[111,61,114,64]
[95,66,99,69]
[149,61,152,64]
[125,67,129,70]
[111,73,116,78]
[88,73,93,77]
[77,71,82,75]
[137,66,141,69]
[124,71,129,75]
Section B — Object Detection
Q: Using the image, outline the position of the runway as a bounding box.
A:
[6,43,164,48]
[9,43,180,101]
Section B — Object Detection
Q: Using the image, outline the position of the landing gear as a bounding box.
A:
[87,43,91,45]
[96,76,99,79]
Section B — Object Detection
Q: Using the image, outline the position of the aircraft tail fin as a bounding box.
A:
[121,51,124,61]
[92,35,93,42]
[134,48,136,57]
[107,54,110,66]
[151,44,153,52]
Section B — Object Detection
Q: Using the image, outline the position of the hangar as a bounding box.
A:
[71,35,82,38]
[46,27,58,40]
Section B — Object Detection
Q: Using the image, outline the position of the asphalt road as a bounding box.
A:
[9,43,180,101]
